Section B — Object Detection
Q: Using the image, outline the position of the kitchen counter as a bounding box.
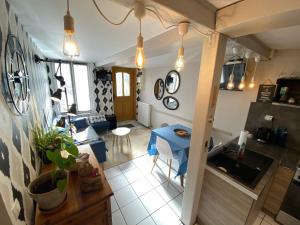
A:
[206,160,277,200]
[205,138,300,200]
[199,139,300,225]
[235,138,300,171]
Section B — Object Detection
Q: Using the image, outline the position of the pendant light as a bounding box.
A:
[227,65,235,90]
[227,46,242,90]
[249,55,261,89]
[134,2,146,69]
[63,0,80,58]
[238,50,251,90]
[175,22,189,72]
[135,19,145,69]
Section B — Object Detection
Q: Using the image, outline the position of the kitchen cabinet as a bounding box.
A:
[198,163,276,225]
[263,166,294,216]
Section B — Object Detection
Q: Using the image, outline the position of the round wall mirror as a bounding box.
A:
[163,96,179,110]
[154,79,165,100]
[165,70,180,94]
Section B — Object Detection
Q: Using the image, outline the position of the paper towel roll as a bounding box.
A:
[238,130,249,146]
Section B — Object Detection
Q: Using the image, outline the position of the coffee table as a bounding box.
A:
[112,127,132,157]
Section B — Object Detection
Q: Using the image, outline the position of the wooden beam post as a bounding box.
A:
[181,32,227,225]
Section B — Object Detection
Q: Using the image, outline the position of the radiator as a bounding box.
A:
[137,102,151,127]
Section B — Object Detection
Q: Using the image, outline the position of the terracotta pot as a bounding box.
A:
[28,171,68,211]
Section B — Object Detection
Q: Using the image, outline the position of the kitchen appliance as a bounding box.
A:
[255,127,272,143]
[276,162,300,225]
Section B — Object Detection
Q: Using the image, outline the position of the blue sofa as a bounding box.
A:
[70,117,111,164]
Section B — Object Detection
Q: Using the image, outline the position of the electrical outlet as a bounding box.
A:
[11,199,21,219]
[264,115,274,121]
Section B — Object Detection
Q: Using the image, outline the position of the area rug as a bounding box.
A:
[118,123,135,128]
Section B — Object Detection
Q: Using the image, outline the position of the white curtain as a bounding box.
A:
[87,63,96,115]
[47,62,61,117]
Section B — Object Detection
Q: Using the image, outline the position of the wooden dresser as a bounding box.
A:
[35,147,113,225]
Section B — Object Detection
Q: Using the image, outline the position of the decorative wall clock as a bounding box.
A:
[4,34,30,115]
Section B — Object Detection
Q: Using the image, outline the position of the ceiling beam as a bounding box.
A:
[216,0,300,37]
[234,35,272,59]
[151,0,216,29]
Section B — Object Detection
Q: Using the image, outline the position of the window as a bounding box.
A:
[115,72,130,97]
[74,64,90,111]
[54,63,91,113]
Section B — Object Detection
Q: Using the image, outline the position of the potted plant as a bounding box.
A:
[29,127,78,211]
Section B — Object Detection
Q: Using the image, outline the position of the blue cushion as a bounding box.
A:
[91,121,110,133]
[72,118,89,131]
[90,139,107,163]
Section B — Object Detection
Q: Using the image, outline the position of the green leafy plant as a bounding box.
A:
[32,127,79,191]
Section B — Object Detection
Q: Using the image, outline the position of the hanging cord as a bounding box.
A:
[190,24,211,37]
[145,7,177,30]
[231,63,236,75]
[252,62,258,79]
[181,35,184,48]
[92,0,134,26]
[139,18,142,35]
[242,57,248,78]
[67,0,70,12]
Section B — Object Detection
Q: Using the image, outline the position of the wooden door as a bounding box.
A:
[112,67,136,122]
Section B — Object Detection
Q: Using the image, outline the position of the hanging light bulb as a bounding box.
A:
[175,22,189,72]
[63,0,80,58]
[135,32,145,69]
[227,73,235,90]
[133,2,146,69]
[249,76,255,89]
[175,47,184,72]
[249,54,261,89]
[227,60,236,90]
[238,50,251,90]
[238,75,245,90]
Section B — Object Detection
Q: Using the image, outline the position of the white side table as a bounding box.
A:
[112,127,132,157]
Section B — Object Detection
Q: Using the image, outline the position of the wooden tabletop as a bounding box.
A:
[35,146,113,225]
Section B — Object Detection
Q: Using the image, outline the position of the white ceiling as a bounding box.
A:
[205,0,241,9]
[255,25,300,50]
[97,28,203,68]
[8,0,300,68]
[8,0,169,63]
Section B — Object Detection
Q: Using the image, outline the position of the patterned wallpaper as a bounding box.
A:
[91,67,142,119]
[91,67,114,115]
[0,0,52,224]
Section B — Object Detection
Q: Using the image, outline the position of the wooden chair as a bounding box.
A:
[151,136,174,183]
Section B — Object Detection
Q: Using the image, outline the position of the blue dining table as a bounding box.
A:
[147,124,192,177]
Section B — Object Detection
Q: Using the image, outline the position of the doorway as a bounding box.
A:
[112,67,137,122]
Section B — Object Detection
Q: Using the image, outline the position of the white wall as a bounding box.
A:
[140,62,200,128]
[140,50,300,138]
[213,50,300,136]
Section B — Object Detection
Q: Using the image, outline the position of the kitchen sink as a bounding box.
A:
[207,144,273,189]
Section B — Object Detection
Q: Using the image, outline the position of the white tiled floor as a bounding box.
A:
[107,154,280,225]
[106,154,184,225]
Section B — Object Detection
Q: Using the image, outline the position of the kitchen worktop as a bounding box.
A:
[235,138,300,170]
[206,138,300,200]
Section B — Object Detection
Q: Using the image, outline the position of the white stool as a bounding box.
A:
[112,127,132,156]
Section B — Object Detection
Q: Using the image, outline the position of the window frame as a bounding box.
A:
[54,62,91,114]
